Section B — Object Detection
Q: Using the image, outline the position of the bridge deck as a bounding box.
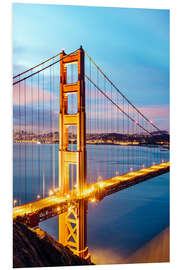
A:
[13,162,169,226]
[92,161,170,198]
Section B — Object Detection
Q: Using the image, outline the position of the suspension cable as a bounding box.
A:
[85,74,152,136]
[13,49,78,85]
[84,50,162,133]
[13,49,78,79]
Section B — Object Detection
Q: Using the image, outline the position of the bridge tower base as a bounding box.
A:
[59,47,89,259]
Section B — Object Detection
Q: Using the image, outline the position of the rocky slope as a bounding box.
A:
[13,222,92,268]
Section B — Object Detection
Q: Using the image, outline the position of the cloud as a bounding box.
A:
[86,86,169,120]
[13,83,57,105]
[13,105,59,132]
[138,105,169,119]
[86,100,169,121]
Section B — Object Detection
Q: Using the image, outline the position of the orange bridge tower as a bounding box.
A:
[59,46,88,259]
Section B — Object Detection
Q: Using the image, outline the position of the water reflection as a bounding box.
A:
[39,172,169,264]
[13,143,169,263]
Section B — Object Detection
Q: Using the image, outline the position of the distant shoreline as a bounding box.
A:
[13,141,169,149]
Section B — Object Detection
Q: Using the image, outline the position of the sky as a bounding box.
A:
[13,3,169,131]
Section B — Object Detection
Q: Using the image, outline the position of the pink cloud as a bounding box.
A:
[86,87,169,121]
[87,101,169,121]
[137,105,169,120]
[13,83,57,105]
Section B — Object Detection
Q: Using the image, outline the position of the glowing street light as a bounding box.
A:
[68,206,72,211]
[98,182,104,188]
[91,186,95,191]
[37,194,41,199]
[49,189,53,196]
[13,200,17,207]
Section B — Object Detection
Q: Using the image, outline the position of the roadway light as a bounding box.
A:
[68,206,72,211]
[49,189,53,196]
[13,200,17,207]
[37,194,41,199]
[99,182,104,188]
[85,189,91,194]
[91,186,95,191]
[90,198,96,203]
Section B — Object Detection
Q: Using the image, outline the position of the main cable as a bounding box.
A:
[13,49,78,85]
[84,50,162,134]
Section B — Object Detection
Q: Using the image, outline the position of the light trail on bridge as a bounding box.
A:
[13,161,169,225]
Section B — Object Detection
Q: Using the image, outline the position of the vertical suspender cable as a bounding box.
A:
[123,97,124,174]
[104,76,106,179]
[97,70,99,182]
[89,59,92,185]
[43,66,45,197]
[138,113,140,170]
[110,84,113,177]
[94,69,97,182]
[128,103,129,172]
[106,82,108,179]
[38,72,40,197]
[116,91,118,175]
[49,65,52,190]
[31,70,34,202]
[24,79,27,206]
[53,62,55,190]
[18,75,21,205]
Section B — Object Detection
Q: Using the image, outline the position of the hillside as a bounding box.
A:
[13,222,92,268]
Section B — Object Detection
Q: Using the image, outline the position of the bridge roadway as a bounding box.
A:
[13,162,169,227]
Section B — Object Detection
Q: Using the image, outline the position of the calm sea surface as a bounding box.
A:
[13,143,169,263]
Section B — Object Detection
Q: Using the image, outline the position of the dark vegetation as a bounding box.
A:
[13,222,93,268]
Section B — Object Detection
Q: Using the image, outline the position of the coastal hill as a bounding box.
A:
[13,222,93,268]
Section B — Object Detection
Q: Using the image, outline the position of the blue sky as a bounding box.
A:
[13,3,169,130]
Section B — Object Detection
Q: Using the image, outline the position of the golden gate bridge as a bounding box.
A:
[13,46,169,260]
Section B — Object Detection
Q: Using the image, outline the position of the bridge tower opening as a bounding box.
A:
[59,47,88,259]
